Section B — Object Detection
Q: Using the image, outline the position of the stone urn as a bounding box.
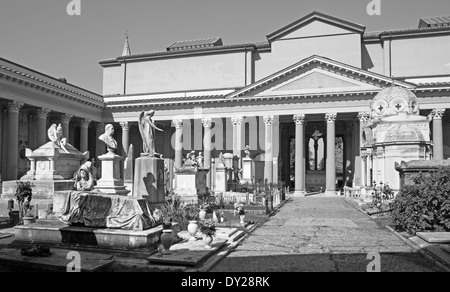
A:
[160,229,174,255]
[199,209,207,220]
[239,215,245,224]
[187,220,199,241]
[203,235,213,249]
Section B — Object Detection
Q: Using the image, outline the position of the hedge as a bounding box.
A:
[391,167,450,235]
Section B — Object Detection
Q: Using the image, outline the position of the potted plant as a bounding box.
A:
[199,219,216,248]
[15,181,35,225]
[234,202,246,224]
[199,203,209,220]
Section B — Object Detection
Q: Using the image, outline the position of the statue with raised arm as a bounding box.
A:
[98,124,118,154]
[138,110,163,157]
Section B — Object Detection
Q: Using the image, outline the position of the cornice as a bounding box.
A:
[0,66,105,110]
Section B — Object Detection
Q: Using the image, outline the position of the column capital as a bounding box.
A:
[172,119,183,129]
[293,114,306,125]
[325,113,337,123]
[231,116,244,126]
[263,115,274,126]
[357,112,370,123]
[80,119,92,128]
[119,121,129,131]
[61,114,73,124]
[431,109,445,120]
[7,101,24,114]
[202,118,212,128]
[96,122,105,132]
[36,108,51,119]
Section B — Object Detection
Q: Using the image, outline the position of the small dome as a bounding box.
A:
[370,86,419,117]
[385,124,424,142]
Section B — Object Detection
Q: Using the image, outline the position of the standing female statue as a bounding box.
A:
[138,110,163,156]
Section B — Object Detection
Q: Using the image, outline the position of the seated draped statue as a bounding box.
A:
[74,162,95,191]
[58,161,161,230]
[48,123,69,152]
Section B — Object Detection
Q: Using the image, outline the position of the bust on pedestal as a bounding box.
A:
[95,124,129,196]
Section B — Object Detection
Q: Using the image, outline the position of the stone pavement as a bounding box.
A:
[211,196,444,272]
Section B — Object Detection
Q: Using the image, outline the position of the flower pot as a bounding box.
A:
[187,220,199,241]
[160,229,174,255]
[23,216,35,226]
[239,215,245,224]
[203,235,213,249]
[199,209,207,220]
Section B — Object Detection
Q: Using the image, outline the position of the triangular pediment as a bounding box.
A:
[267,11,366,42]
[227,56,415,99]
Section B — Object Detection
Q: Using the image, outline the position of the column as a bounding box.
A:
[6,101,24,180]
[202,118,212,189]
[355,112,369,187]
[272,115,280,184]
[231,116,244,158]
[61,114,73,141]
[263,115,274,185]
[28,114,37,150]
[325,113,337,195]
[173,119,183,169]
[80,118,91,153]
[431,109,445,161]
[361,154,367,187]
[293,114,306,196]
[36,108,51,147]
[95,123,105,157]
[120,122,129,156]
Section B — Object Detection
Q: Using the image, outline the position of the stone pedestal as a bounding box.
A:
[174,166,198,203]
[215,164,227,193]
[95,153,129,196]
[196,167,209,196]
[242,157,254,184]
[133,156,165,204]
[124,145,134,196]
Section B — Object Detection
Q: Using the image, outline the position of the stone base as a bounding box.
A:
[147,237,227,266]
[0,247,114,272]
[291,190,307,197]
[13,221,167,248]
[324,190,339,197]
[134,156,165,203]
[1,180,75,200]
[0,198,54,218]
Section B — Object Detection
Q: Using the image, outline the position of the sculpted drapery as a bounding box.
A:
[138,110,163,156]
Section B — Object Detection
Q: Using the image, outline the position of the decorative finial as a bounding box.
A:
[122,30,131,56]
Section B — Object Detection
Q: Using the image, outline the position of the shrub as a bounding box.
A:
[391,168,450,235]
[159,195,200,229]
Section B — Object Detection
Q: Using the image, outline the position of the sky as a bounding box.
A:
[0,0,449,94]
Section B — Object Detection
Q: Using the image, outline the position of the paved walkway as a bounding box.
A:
[211,196,443,272]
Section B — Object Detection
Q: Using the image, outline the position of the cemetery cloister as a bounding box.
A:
[1,11,450,215]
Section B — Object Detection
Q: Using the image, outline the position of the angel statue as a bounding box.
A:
[138,110,163,157]
[48,124,68,152]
